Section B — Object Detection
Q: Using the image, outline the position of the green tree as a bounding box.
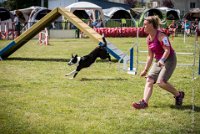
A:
[162,0,174,8]
[2,0,48,10]
[125,0,138,8]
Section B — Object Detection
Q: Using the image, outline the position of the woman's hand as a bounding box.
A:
[158,59,165,67]
[140,69,148,77]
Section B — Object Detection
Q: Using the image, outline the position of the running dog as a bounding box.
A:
[66,37,111,78]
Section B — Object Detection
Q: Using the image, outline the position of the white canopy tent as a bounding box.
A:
[13,6,41,24]
[103,7,135,27]
[157,7,180,20]
[184,8,200,21]
[13,6,51,29]
[0,7,14,35]
[27,7,51,28]
[66,2,105,26]
[0,7,14,21]
[103,7,133,20]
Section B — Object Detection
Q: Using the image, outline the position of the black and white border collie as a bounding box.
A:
[66,37,111,78]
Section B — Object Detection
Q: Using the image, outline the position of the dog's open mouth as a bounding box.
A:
[68,62,73,66]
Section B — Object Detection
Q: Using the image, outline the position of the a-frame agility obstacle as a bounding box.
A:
[0,7,128,61]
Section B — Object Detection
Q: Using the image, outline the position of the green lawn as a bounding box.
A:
[0,36,200,134]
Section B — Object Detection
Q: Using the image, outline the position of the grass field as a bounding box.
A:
[0,36,200,133]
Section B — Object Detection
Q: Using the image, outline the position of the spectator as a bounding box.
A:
[192,18,200,41]
[192,18,199,33]
[184,19,191,36]
[168,20,178,41]
[181,20,185,34]
[14,13,20,37]
[87,18,93,28]
[95,19,103,28]
[91,20,98,28]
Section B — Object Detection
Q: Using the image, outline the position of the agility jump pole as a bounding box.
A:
[119,27,139,75]
[128,27,139,75]
[199,51,200,75]
[127,47,137,75]
[138,48,196,79]
[118,47,135,73]
[130,48,134,71]
[118,40,138,75]
[196,32,200,76]
[193,31,200,77]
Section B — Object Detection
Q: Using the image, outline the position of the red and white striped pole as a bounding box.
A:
[38,28,49,46]
[44,28,48,46]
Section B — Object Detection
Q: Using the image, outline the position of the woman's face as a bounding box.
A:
[143,20,153,34]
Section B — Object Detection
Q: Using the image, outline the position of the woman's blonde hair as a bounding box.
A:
[144,16,161,29]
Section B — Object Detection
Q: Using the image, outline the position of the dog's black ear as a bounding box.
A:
[75,54,78,57]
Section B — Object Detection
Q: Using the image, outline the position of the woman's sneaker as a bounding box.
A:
[132,99,148,109]
[175,91,185,106]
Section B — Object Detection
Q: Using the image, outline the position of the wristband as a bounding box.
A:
[158,58,165,66]
[160,58,166,62]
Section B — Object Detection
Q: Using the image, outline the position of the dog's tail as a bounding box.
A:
[102,36,107,47]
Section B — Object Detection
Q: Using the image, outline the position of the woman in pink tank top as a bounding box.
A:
[132,16,185,109]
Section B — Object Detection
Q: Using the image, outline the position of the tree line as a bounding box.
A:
[0,0,174,11]
[0,0,48,10]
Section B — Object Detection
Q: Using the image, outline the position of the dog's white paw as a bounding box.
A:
[68,77,74,80]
